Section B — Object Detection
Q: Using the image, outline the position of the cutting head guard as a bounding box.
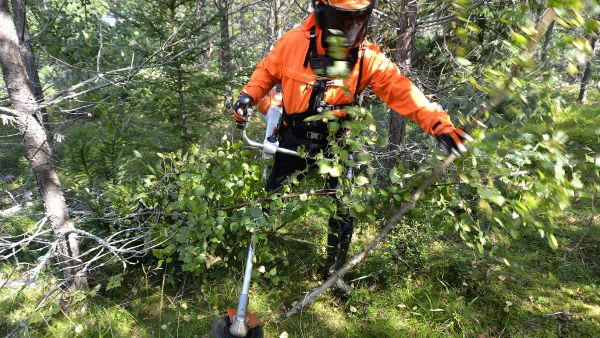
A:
[313,0,376,48]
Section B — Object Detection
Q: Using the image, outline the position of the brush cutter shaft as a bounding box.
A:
[230,241,257,337]
[240,242,255,304]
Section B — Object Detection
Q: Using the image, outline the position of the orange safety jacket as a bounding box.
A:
[242,13,454,135]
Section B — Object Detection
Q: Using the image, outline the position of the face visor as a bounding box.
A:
[317,1,376,48]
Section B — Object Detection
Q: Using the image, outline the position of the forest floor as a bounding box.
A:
[0,95,599,337]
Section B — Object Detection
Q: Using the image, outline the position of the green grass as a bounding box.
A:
[1,199,598,337]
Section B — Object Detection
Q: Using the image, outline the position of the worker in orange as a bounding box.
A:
[233,0,471,292]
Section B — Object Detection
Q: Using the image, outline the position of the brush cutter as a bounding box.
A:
[211,107,309,338]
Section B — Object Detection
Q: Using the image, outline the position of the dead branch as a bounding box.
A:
[0,217,49,260]
[0,106,20,118]
[56,224,173,274]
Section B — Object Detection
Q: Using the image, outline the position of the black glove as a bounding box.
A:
[435,128,473,157]
[233,93,253,129]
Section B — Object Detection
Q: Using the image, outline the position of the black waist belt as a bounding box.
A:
[284,109,355,141]
[284,117,328,141]
[299,130,327,141]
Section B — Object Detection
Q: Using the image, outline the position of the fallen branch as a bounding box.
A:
[0,217,49,260]
[59,225,173,273]
[0,278,36,288]
[0,204,22,218]
[0,191,32,218]
[0,106,19,118]
[286,8,558,318]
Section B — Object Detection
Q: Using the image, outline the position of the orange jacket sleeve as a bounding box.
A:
[257,88,283,115]
[242,39,285,104]
[257,95,271,116]
[366,46,454,135]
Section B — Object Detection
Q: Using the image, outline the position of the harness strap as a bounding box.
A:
[353,46,366,104]
[286,26,366,140]
[303,27,319,68]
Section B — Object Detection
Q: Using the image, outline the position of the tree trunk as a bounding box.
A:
[0,0,87,289]
[271,0,282,43]
[218,1,233,114]
[540,20,555,62]
[10,0,52,145]
[176,64,191,143]
[388,0,417,168]
[167,2,190,145]
[578,36,599,103]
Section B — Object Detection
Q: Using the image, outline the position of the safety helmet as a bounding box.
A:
[313,0,377,48]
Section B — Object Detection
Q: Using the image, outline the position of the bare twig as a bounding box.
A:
[292,0,310,14]
[0,217,49,260]
[0,106,20,117]
[96,29,103,74]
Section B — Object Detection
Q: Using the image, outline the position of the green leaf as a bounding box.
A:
[354,203,366,213]
[548,233,559,250]
[512,32,528,47]
[479,187,505,206]
[390,170,402,184]
[354,176,369,186]
[329,165,342,177]
[106,273,123,291]
[89,284,101,297]
[455,57,472,66]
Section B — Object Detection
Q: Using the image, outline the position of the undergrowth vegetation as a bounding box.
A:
[1,92,598,337]
[1,0,599,337]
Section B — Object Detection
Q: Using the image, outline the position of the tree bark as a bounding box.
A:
[387,0,417,168]
[167,1,190,144]
[217,0,233,114]
[0,0,87,289]
[271,0,282,43]
[578,36,599,103]
[10,0,52,145]
[540,20,555,62]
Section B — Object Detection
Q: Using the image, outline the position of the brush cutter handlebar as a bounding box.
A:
[239,110,333,162]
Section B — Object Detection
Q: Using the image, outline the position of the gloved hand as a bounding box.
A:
[233,93,253,129]
[432,121,472,156]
